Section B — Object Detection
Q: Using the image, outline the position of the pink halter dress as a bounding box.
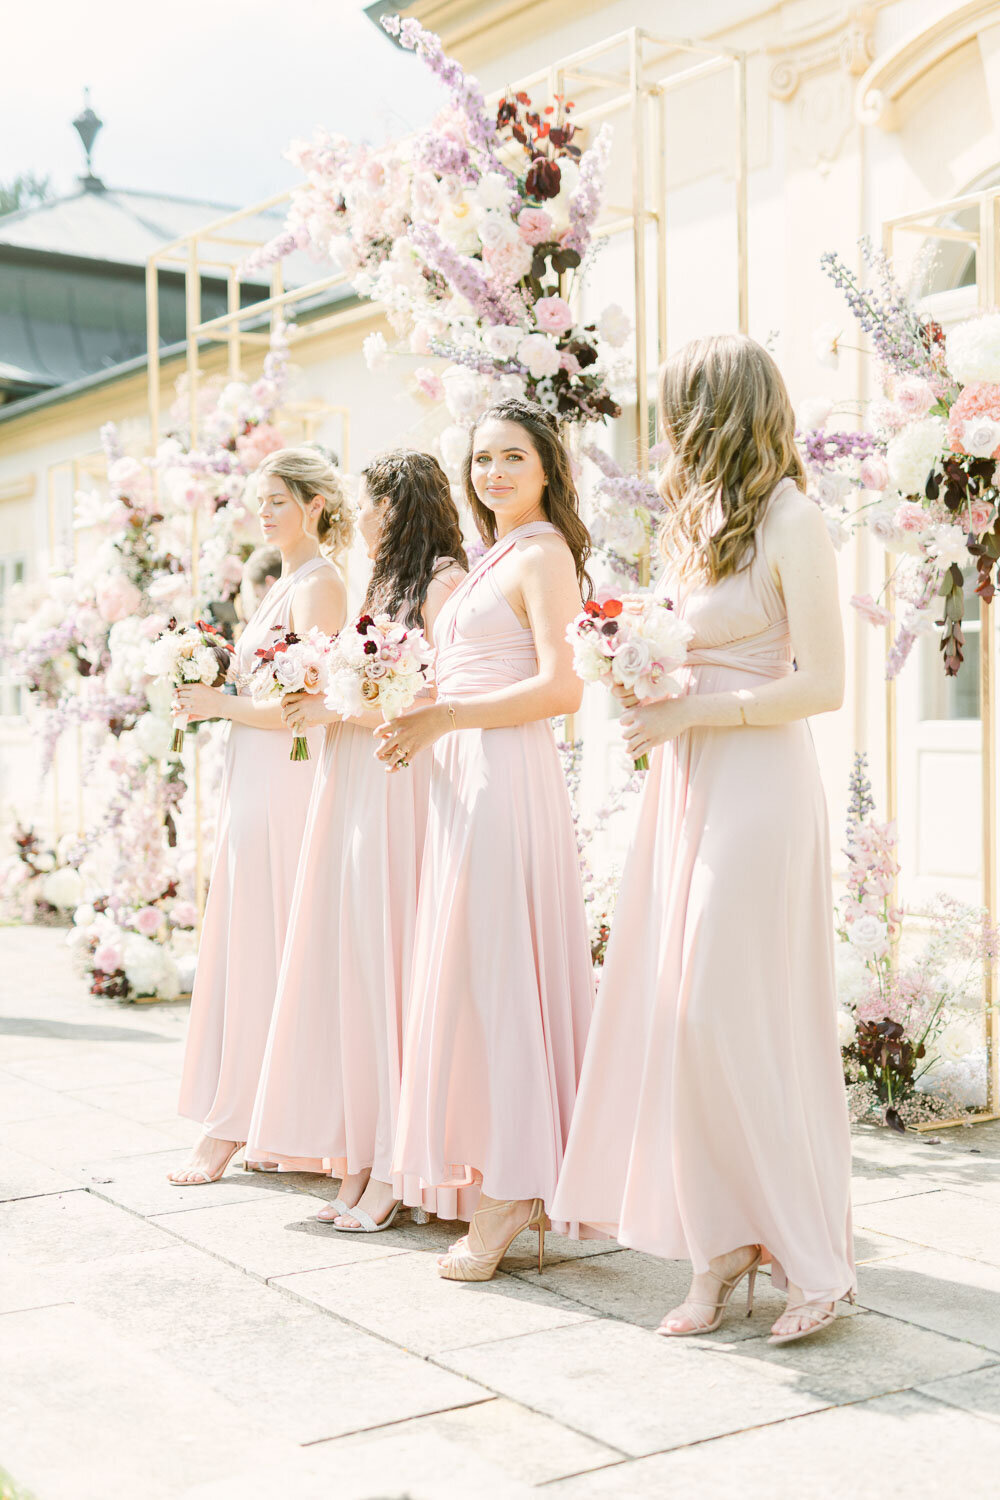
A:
[552,480,855,1303]
[247,562,466,1179]
[392,521,595,1226]
[176,557,326,1142]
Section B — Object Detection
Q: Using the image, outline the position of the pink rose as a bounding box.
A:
[96,574,142,623]
[517,207,554,245]
[893,500,929,533]
[94,942,123,974]
[969,499,995,534]
[236,424,284,470]
[894,377,936,418]
[414,367,445,402]
[534,296,574,336]
[133,906,163,938]
[559,350,581,375]
[850,594,892,628]
[171,901,198,928]
[859,454,889,491]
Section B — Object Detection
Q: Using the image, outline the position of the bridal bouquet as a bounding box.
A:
[145,619,233,753]
[567,594,693,770]
[250,628,331,761]
[324,613,434,725]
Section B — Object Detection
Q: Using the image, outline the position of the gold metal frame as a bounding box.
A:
[882,190,1000,1126]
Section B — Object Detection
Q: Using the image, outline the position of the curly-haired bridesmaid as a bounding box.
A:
[553,336,855,1344]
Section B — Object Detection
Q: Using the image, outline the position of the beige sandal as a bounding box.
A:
[657,1246,762,1337]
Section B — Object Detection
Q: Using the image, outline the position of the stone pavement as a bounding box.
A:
[4,925,1000,1499]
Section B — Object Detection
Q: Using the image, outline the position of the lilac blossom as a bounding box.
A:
[562,124,611,256]
[582,443,664,513]
[799,427,881,470]
[821,242,937,376]
[409,223,521,325]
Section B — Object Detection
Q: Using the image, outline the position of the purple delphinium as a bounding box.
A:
[846,751,875,829]
[821,241,935,376]
[428,338,526,377]
[408,223,522,325]
[582,443,664,513]
[799,427,881,469]
[562,124,611,256]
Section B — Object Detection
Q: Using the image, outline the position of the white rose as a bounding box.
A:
[516,333,561,380]
[477,212,518,251]
[484,325,524,361]
[837,1009,857,1048]
[886,416,945,497]
[194,645,219,685]
[73,902,96,929]
[962,418,1000,459]
[847,912,889,959]
[610,637,653,688]
[597,304,631,348]
[442,365,487,423]
[42,866,83,910]
[274,656,306,692]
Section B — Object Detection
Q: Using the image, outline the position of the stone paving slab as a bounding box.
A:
[1,1044,173,1091]
[0,1070,85,1125]
[275,1250,596,1355]
[80,1146,284,1215]
[0,1103,183,1166]
[919,1362,1000,1425]
[1,1187,170,1267]
[854,1187,1000,1267]
[438,1318,832,1457]
[545,1389,1000,1499]
[857,1247,1000,1352]
[0,1144,81,1201]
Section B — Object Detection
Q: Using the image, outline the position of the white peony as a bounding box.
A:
[945,313,1000,385]
[42,866,83,909]
[961,417,1000,459]
[437,197,480,256]
[122,933,179,999]
[193,645,219,684]
[846,912,889,959]
[483,325,523,361]
[837,1009,857,1048]
[476,212,519,251]
[925,523,968,572]
[886,417,945,497]
[134,712,175,762]
[474,172,514,212]
[516,333,561,381]
[597,304,631,348]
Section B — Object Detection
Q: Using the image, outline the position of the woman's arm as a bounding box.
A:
[373,537,583,767]
[621,496,844,758]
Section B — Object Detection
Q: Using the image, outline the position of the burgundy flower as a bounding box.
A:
[526,157,562,200]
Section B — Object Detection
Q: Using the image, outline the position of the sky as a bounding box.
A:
[5,0,443,209]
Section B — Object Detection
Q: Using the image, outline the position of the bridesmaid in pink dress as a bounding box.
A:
[375,398,595,1280]
[168,447,351,1185]
[552,336,855,1345]
[246,451,467,1231]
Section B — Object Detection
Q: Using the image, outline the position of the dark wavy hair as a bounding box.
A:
[462,398,592,596]
[361,449,468,628]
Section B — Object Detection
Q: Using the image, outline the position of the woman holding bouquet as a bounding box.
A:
[375,398,594,1277]
[246,450,467,1232]
[168,446,350,1185]
[552,336,855,1344]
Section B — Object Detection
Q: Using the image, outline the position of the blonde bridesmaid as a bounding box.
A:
[376,398,594,1279]
[246,451,466,1230]
[168,447,351,1185]
[551,336,855,1344]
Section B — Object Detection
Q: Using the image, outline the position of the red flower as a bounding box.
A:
[526,157,562,200]
[602,599,623,618]
[583,601,602,617]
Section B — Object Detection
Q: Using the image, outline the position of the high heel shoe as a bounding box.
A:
[437,1198,547,1282]
[167,1141,245,1186]
[656,1246,762,1337]
[768,1289,853,1346]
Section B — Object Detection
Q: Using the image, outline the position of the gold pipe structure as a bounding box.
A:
[882,190,1000,1125]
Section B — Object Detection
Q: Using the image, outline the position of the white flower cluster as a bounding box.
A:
[885,416,946,498]
[945,313,1000,386]
[567,595,694,702]
[325,614,433,720]
[146,626,227,688]
[250,628,332,701]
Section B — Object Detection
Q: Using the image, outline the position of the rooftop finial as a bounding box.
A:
[73,88,105,192]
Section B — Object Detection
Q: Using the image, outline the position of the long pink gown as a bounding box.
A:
[392,521,594,1225]
[552,480,855,1303]
[246,565,465,1179]
[176,557,326,1141]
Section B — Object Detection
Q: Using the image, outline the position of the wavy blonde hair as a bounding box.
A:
[657,335,805,583]
[256,445,355,558]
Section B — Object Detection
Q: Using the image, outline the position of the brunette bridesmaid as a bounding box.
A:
[168,446,351,1185]
[376,398,594,1278]
[551,336,855,1344]
[246,450,466,1230]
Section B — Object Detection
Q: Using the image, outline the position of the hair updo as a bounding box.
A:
[255,444,355,557]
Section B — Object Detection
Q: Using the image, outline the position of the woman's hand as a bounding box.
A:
[374,702,450,772]
[281,692,335,733]
[621,696,692,759]
[174,684,226,723]
[611,681,640,710]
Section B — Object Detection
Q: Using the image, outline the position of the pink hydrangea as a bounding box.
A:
[171,900,198,928]
[96,574,142,624]
[893,377,936,418]
[236,423,285,470]
[947,382,1000,458]
[534,296,574,336]
[93,941,123,974]
[517,207,554,245]
[414,367,445,401]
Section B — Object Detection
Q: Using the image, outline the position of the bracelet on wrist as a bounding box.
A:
[442,700,458,731]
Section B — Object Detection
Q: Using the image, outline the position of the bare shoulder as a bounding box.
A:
[294,564,347,605]
[430,560,468,595]
[762,485,830,559]
[514,529,575,579]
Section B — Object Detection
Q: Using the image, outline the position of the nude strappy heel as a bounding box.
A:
[437,1198,547,1281]
[768,1290,853,1346]
[656,1246,762,1337]
[167,1141,245,1186]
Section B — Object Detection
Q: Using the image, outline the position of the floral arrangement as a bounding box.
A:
[249,628,332,760]
[324,613,433,725]
[835,754,997,1126]
[801,241,1000,678]
[581,443,668,586]
[566,594,693,769]
[242,15,628,460]
[0,826,83,926]
[145,619,233,752]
